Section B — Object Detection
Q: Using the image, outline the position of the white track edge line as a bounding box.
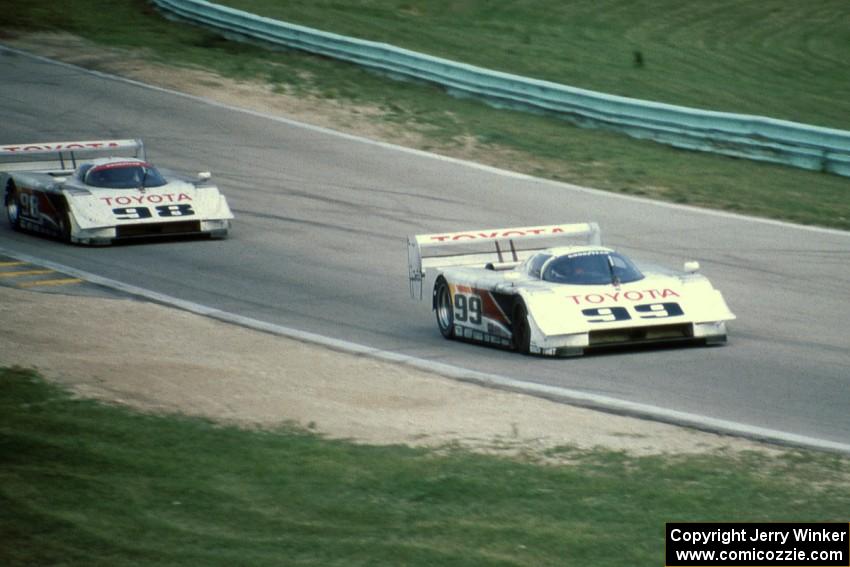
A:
[3,246,848,455]
[2,44,848,239]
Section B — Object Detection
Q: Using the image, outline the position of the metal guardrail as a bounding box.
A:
[152,0,850,177]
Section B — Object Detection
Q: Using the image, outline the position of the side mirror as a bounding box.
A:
[684,261,700,274]
[197,171,211,181]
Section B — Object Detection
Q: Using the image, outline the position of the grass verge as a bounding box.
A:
[2,366,849,566]
[214,0,850,130]
[0,0,849,230]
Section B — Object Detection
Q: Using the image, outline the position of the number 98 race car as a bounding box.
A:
[408,222,735,357]
[1,139,233,245]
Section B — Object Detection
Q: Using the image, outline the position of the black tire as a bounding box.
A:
[705,334,727,347]
[5,184,21,231]
[56,208,72,243]
[511,300,531,354]
[434,278,455,339]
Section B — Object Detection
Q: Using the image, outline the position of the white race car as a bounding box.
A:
[1,139,233,245]
[408,222,735,356]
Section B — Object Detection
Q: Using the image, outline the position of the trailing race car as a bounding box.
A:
[1,139,233,244]
[408,222,735,356]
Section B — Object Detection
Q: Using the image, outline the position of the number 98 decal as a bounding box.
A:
[582,302,683,323]
[112,204,195,220]
[17,192,41,219]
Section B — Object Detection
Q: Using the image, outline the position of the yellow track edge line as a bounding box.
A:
[0,269,55,278]
[17,278,84,288]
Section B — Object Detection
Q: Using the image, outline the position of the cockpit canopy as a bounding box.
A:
[80,160,167,189]
[525,248,644,285]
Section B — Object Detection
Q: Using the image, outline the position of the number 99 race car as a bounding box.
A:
[408,222,735,357]
[1,139,233,245]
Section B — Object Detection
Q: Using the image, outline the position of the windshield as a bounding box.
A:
[84,162,167,189]
[525,253,553,278]
[542,251,644,285]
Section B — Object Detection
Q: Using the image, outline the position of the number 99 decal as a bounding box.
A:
[582,307,630,323]
[582,302,683,323]
[454,294,482,325]
[634,302,683,318]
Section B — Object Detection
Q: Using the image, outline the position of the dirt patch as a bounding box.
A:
[0,285,773,459]
[0,32,777,459]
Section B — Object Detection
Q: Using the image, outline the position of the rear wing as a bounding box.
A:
[407,222,601,299]
[0,139,145,175]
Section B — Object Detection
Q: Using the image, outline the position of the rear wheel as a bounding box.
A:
[512,300,531,354]
[5,184,21,230]
[434,278,455,339]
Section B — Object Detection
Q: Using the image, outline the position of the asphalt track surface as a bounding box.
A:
[2,49,849,450]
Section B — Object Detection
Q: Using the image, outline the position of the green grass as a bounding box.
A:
[1,0,849,230]
[215,0,850,130]
[2,367,849,566]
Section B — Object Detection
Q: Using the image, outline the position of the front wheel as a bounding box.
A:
[704,335,727,347]
[512,300,531,354]
[56,207,72,243]
[434,278,455,339]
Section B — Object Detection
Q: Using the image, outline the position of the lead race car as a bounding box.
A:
[408,222,735,356]
[1,139,233,244]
